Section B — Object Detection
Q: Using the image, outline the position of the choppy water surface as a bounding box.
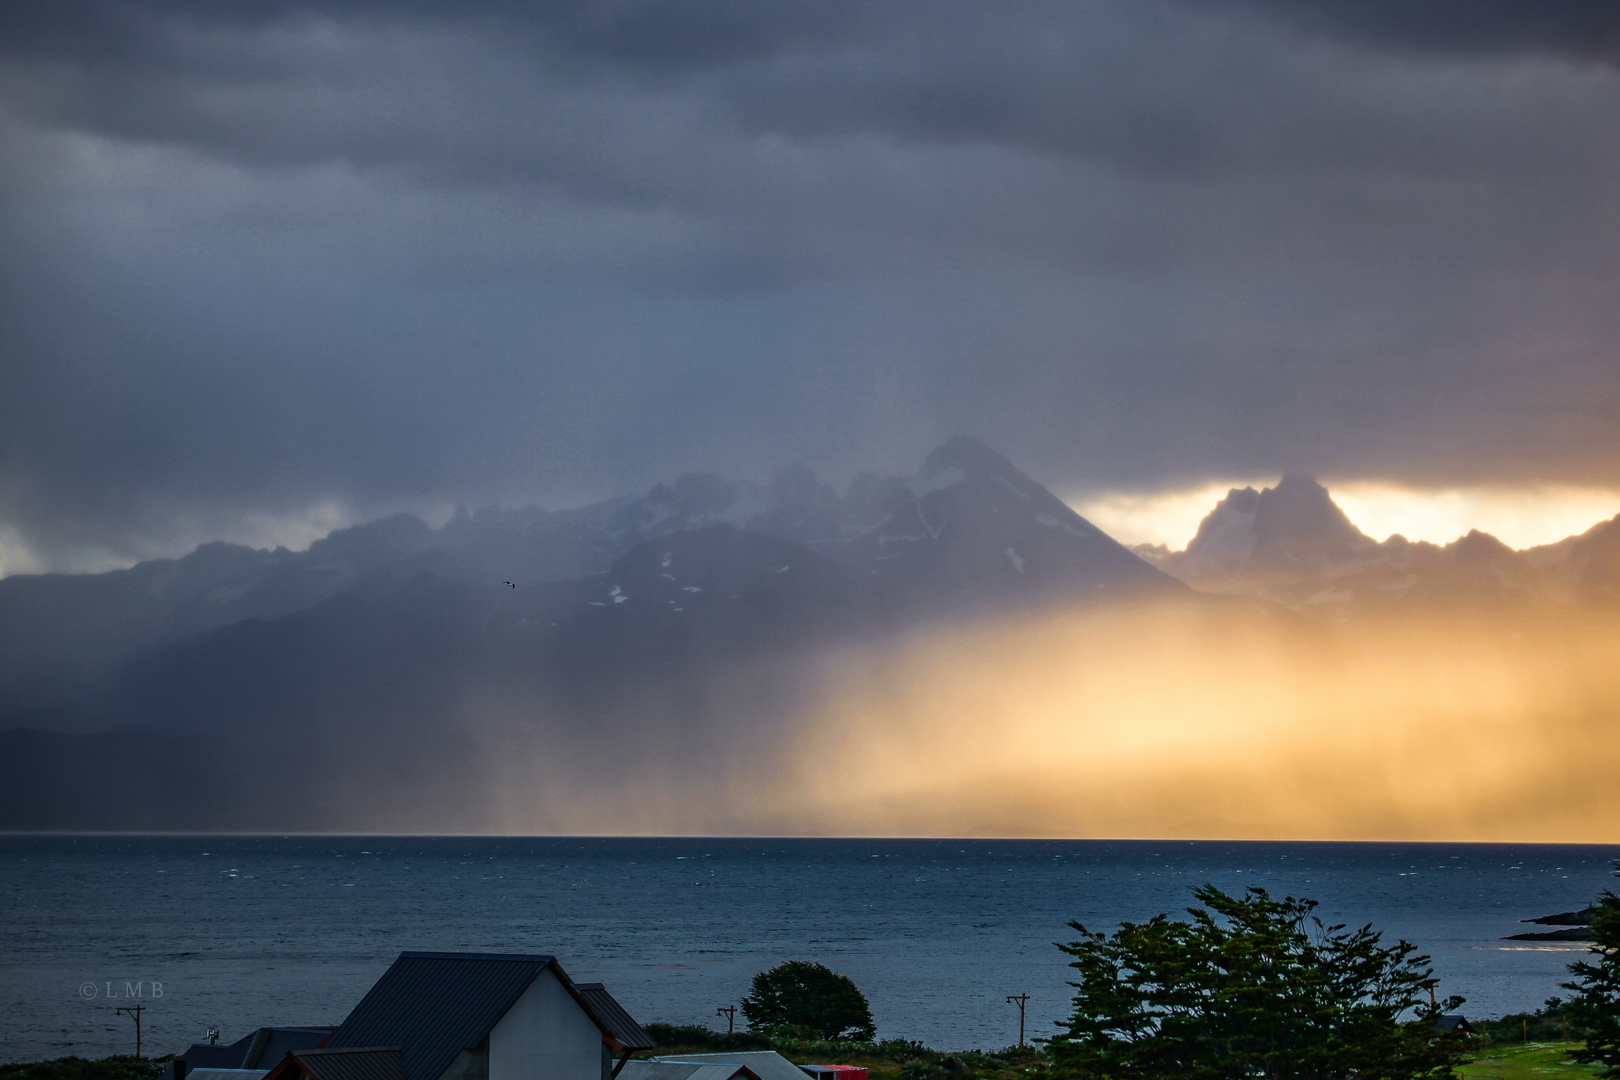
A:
[2,836,1615,1061]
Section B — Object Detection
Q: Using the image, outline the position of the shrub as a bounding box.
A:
[642,1023,771,1051]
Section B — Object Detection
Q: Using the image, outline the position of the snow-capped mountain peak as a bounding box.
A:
[830,435,1181,610]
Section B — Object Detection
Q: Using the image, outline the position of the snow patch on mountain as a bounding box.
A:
[909,466,967,499]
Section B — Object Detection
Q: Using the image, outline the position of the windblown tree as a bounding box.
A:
[1050,884,1465,1080]
[740,961,875,1040]
[1565,868,1620,1077]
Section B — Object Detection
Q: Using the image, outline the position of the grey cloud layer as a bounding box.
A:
[2,0,1619,568]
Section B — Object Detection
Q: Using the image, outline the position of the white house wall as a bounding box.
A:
[488,969,603,1080]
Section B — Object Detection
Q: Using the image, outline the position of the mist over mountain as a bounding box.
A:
[7,437,1620,834]
[6,439,1620,835]
[828,436,1175,608]
[0,437,1190,831]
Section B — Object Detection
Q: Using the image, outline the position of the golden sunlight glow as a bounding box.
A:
[1071,480,1620,551]
[1065,481,1272,549]
[1330,482,1620,550]
[0,527,48,578]
[769,600,1620,842]
[465,596,1620,842]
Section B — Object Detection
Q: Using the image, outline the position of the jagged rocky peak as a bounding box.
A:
[1445,529,1520,564]
[1178,474,1376,575]
[1182,486,1264,569]
[914,435,1045,499]
[1251,474,1375,565]
[747,460,847,543]
[829,434,1182,607]
[646,472,742,517]
[740,461,910,544]
[901,435,1099,532]
[600,471,757,541]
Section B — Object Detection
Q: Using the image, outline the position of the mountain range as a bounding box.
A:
[1136,473,1620,618]
[0,437,1184,830]
[2,440,1616,831]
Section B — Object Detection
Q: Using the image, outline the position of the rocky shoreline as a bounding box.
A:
[1503,907,1594,942]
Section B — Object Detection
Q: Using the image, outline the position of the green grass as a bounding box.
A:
[1463,1041,1605,1080]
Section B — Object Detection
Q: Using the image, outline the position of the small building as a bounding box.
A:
[800,1067,867,1080]
[617,1062,760,1080]
[652,1053,810,1080]
[323,952,651,1080]
[574,983,658,1074]
[1435,1015,1475,1036]
[162,1028,336,1080]
[181,1070,280,1080]
[260,1046,404,1080]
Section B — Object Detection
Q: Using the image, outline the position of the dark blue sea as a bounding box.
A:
[2,837,1616,1062]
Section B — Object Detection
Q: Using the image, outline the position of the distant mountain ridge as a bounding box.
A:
[0,436,1191,830]
[0,436,1177,729]
[5,445,1618,831]
[1139,475,1620,617]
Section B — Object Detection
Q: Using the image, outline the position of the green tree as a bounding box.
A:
[740,961,875,1040]
[1565,871,1620,1077]
[1050,884,1464,1080]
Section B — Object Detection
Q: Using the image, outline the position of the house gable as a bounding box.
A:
[327,952,635,1080]
[489,968,605,1080]
[328,953,557,1080]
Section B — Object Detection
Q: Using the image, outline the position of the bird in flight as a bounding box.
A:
[503,581,516,589]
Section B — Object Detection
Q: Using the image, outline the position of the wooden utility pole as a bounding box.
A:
[1007,993,1029,1048]
[716,1005,737,1034]
[117,1003,145,1058]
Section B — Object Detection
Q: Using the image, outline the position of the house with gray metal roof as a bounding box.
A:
[574,984,655,1057]
[160,1028,336,1080]
[183,1070,279,1080]
[323,952,649,1080]
[650,1053,806,1080]
[617,1062,759,1080]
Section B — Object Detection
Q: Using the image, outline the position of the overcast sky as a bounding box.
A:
[3,0,1619,570]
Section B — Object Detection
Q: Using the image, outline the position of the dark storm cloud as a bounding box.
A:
[1230,0,1620,61]
[2,0,1619,569]
[5,0,1613,184]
